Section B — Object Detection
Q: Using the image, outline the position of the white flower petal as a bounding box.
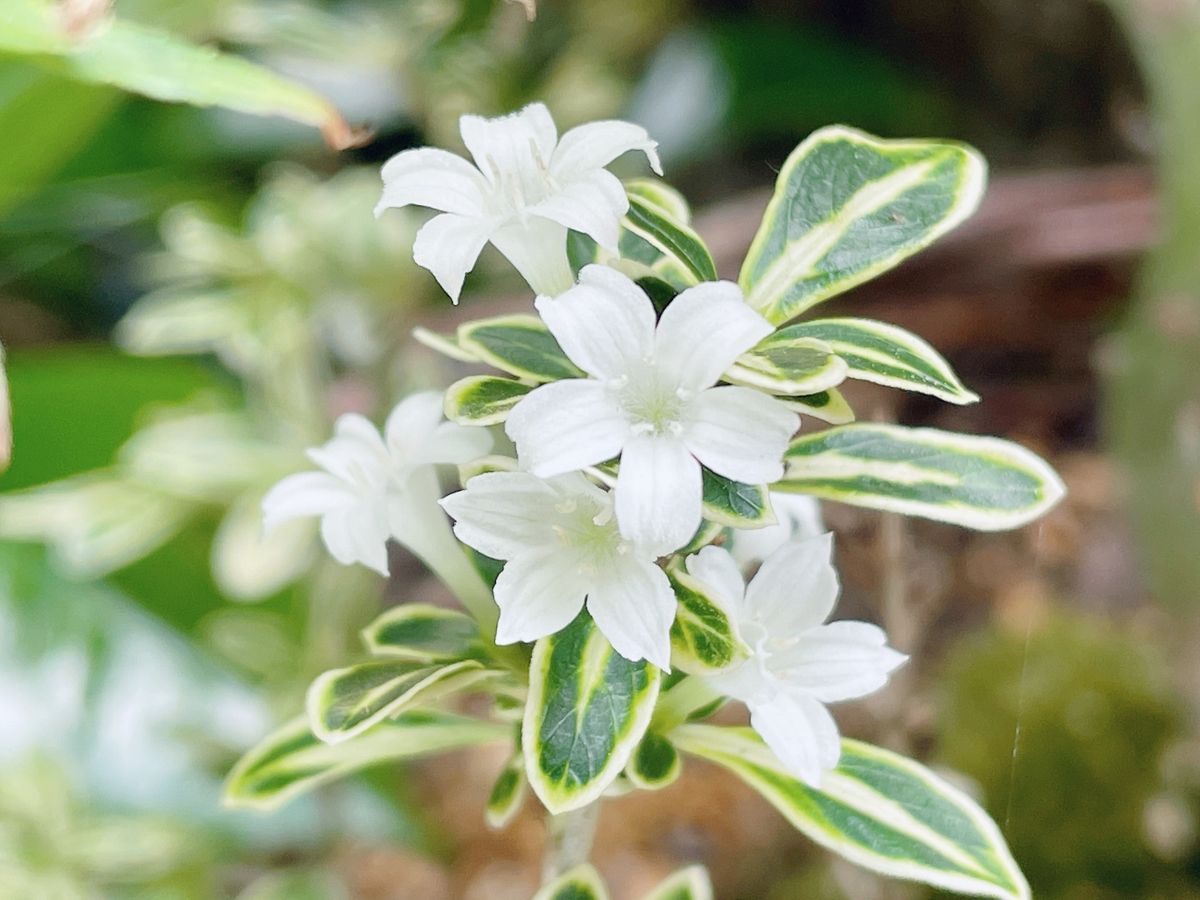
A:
[376,148,489,217]
[412,213,494,303]
[535,265,656,379]
[261,472,353,532]
[493,548,587,645]
[614,434,701,555]
[319,501,390,576]
[684,545,746,613]
[682,385,796,485]
[744,534,839,632]
[770,621,907,703]
[489,216,576,297]
[386,391,492,466]
[440,471,563,560]
[423,422,493,466]
[703,656,770,705]
[730,493,824,567]
[506,379,628,477]
[529,169,628,252]
[551,119,663,180]
[305,413,389,484]
[655,281,773,389]
[460,102,558,185]
[749,693,842,787]
[586,558,675,669]
[383,392,444,458]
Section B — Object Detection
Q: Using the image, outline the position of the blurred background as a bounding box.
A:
[2,0,1199,897]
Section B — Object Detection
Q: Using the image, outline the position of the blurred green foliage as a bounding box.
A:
[937,612,1196,899]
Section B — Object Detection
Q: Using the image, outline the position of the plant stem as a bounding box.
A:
[396,468,499,636]
[652,675,723,730]
[541,802,602,885]
[1103,0,1200,610]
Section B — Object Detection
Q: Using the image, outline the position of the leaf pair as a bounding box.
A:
[224,604,509,810]
[536,863,712,900]
[672,726,1030,900]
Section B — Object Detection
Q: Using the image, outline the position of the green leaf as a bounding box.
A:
[782,388,856,425]
[620,194,718,287]
[533,863,609,900]
[643,865,714,900]
[307,659,495,744]
[785,318,978,404]
[223,712,507,811]
[625,178,692,223]
[725,334,848,396]
[362,603,482,662]
[0,0,355,147]
[739,126,987,324]
[779,424,1065,531]
[701,469,775,528]
[412,326,482,364]
[523,612,661,814]
[673,726,1029,900]
[458,315,582,382]
[444,375,532,426]
[668,567,747,675]
[626,732,681,791]
[0,70,119,218]
[485,752,527,830]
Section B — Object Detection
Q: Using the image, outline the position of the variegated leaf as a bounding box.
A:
[724,334,848,396]
[412,326,482,364]
[626,178,692,223]
[668,567,747,675]
[362,603,482,662]
[485,751,527,829]
[643,865,714,900]
[785,318,977,404]
[457,315,581,382]
[701,469,774,528]
[740,126,987,324]
[533,864,609,900]
[779,424,1064,530]
[673,726,1029,900]
[307,659,495,744]
[626,731,681,791]
[619,194,717,287]
[223,712,507,811]
[523,612,660,814]
[781,388,856,425]
[444,375,532,426]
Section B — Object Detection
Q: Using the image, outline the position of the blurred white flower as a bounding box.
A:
[375,103,662,301]
[686,536,906,787]
[262,392,491,575]
[729,492,824,567]
[505,265,798,555]
[440,471,674,668]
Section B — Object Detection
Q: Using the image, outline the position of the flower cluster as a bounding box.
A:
[268,103,905,787]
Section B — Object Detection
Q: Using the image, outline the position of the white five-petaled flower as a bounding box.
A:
[375,102,662,302]
[439,470,675,668]
[262,392,492,576]
[505,265,799,556]
[686,536,906,787]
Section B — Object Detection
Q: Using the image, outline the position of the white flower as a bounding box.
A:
[375,102,662,301]
[729,492,824,567]
[439,470,675,668]
[505,265,799,555]
[262,392,491,576]
[686,536,906,787]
